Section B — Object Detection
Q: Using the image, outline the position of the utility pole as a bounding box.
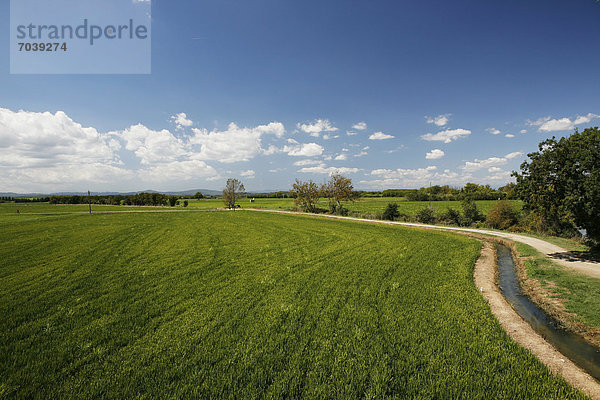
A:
[88,190,91,214]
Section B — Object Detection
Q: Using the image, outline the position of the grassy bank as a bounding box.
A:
[515,242,600,346]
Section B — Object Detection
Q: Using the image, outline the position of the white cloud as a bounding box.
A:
[486,128,501,135]
[138,160,219,182]
[421,128,471,143]
[170,112,193,129]
[362,166,462,188]
[425,149,445,160]
[298,165,359,175]
[425,114,451,126]
[322,134,339,140]
[297,119,338,137]
[293,159,321,166]
[520,129,527,134]
[369,131,394,140]
[0,108,119,168]
[505,134,515,138]
[119,124,187,165]
[528,113,599,132]
[334,154,347,161]
[352,121,367,130]
[240,169,256,178]
[284,142,324,157]
[461,151,523,171]
[346,130,358,136]
[190,121,285,163]
[0,108,133,191]
[505,151,523,159]
[354,151,368,157]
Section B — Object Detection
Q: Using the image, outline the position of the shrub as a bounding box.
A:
[440,207,461,226]
[415,207,436,224]
[183,200,189,207]
[486,200,520,230]
[382,203,400,221]
[461,198,484,226]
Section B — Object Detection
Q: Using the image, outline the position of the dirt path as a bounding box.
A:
[246,208,600,280]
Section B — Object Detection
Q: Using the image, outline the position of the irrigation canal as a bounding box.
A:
[496,244,600,382]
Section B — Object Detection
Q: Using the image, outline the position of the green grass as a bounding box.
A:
[516,242,600,328]
[0,210,584,398]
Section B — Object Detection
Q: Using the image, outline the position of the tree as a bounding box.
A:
[513,127,600,247]
[223,178,245,209]
[194,192,204,199]
[290,179,321,213]
[322,173,358,214]
[168,196,178,207]
[486,200,519,230]
[461,198,484,226]
[382,203,400,221]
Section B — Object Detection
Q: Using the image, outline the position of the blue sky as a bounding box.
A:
[1,0,599,193]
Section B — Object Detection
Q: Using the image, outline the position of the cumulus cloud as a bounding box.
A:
[528,113,600,132]
[0,108,119,168]
[461,151,523,172]
[369,131,394,140]
[346,131,358,136]
[240,169,255,178]
[505,134,515,138]
[425,114,451,126]
[322,134,339,140]
[138,160,219,182]
[293,159,321,166]
[0,108,132,191]
[425,149,445,160]
[170,112,193,129]
[361,166,462,188]
[284,142,324,157]
[352,121,367,130]
[119,124,188,165]
[486,128,501,135]
[520,129,527,134]
[298,165,359,175]
[297,119,338,137]
[334,154,347,161]
[421,128,471,143]
[190,121,285,163]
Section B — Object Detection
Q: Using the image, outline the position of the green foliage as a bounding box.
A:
[194,192,204,199]
[223,178,245,209]
[461,198,484,226]
[183,200,189,208]
[486,200,520,230]
[0,211,584,398]
[321,173,358,213]
[168,196,178,207]
[382,203,400,221]
[514,127,600,246]
[439,207,461,226]
[290,179,321,212]
[415,207,436,224]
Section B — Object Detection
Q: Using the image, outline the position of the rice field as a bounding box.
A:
[0,209,583,398]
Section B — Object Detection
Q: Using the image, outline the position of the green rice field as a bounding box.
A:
[0,209,583,398]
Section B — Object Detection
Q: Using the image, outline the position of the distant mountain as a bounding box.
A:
[0,188,223,198]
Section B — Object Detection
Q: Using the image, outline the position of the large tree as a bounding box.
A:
[290,179,321,212]
[513,127,600,247]
[322,173,358,213]
[223,178,245,209]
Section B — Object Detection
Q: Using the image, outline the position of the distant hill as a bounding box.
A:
[0,188,223,198]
